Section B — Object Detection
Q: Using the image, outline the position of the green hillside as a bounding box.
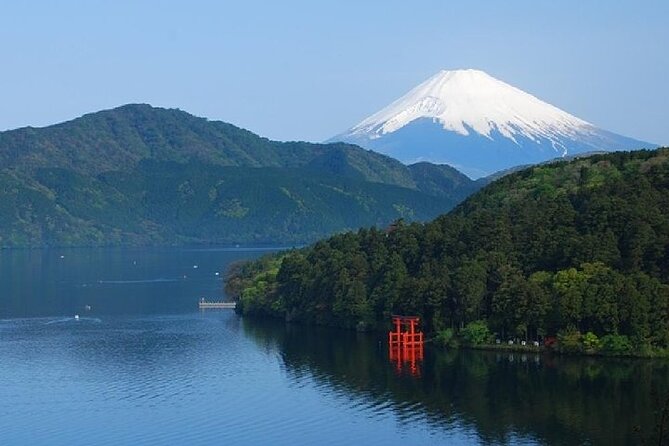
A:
[0,104,478,247]
[228,149,669,355]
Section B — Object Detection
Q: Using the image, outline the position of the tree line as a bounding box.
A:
[227,149,669,355]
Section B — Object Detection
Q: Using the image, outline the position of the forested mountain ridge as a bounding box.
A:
[0,104,407,183]
[0,105,479,247]
[228,148,669,354]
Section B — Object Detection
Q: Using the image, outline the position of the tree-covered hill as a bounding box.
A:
[228,149,669,354]
[0,104,444,188]
[0,104,478,247]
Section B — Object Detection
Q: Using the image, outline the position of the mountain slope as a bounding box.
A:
[228,148,669,351]
[331,69,654,178]
[0,104,402,182]
[407,162,482,200]
[0,105,482,247]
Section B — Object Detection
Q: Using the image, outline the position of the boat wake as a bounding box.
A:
[45,316,102,325]
[97,278,179,284]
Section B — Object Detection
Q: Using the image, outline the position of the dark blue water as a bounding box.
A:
[1,248,667,445]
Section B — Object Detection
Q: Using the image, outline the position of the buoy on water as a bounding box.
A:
[74,315,80,321]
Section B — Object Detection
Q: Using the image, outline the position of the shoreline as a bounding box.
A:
[437,341,669,359]
[240,313,669,360]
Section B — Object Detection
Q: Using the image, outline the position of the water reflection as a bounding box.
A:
[388,315,425,377]
[242,318,669,446]
[389,344,424,377]
[1,247,667,445]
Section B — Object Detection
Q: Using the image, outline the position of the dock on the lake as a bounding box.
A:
[198,299,236,309]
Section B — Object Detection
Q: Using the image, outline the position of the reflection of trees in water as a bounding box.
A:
[242,318,669,445]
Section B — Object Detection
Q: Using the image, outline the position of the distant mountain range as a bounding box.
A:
[0,104,481,247]
[331,69,655,178]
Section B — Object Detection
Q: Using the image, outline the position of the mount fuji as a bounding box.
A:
[330,69,655,178]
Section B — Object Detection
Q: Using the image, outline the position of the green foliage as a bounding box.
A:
[228,148,669,354]
[558,328,583,353]
[0,105,482,247]
[229,255,284,317]
[582,332,601,352]
[435,328,458,347]
[461,320,492,346]
[600,334,633,355]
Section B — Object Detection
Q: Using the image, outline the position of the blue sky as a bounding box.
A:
[1,0,667,145]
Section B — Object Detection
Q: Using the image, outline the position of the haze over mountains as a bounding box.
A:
[0,104,480,247]
[0,69,658,248]
[332,69,655,178]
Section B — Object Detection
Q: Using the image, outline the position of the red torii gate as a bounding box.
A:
[389,315,424,347]
[388,315,424,376]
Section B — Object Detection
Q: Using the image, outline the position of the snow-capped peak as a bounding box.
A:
[332,69,652,179]
[349,69,591,144]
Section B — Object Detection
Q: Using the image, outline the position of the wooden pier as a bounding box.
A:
[198,299,236,309]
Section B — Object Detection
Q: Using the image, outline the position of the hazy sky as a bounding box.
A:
[1,0,667,145]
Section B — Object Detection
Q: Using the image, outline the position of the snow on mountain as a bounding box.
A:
[331,69,654,178]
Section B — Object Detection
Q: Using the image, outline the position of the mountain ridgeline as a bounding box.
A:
[228,149,669,353]
[0,104,480,247]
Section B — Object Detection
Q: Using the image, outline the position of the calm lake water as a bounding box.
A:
[1,247,667,445]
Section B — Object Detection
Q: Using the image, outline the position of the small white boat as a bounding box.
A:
[74,314,80,321]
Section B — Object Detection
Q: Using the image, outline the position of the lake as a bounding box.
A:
[1,247,667,445]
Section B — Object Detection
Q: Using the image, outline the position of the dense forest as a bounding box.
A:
[0,104,481,247]
[227,149,669,355]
